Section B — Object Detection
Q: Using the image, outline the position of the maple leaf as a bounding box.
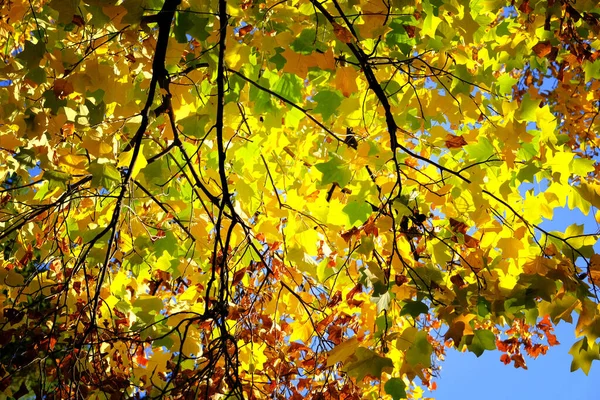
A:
[2,0,600,397]
[332,22,354,43]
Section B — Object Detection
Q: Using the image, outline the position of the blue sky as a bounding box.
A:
[435,320,597,400]
[433,205,599,399]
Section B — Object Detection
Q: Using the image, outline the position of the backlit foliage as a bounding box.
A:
[1,0,600,398]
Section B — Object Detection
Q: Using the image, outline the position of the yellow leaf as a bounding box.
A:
[117,145,147,178]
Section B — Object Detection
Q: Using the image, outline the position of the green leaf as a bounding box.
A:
[48,0,79,25]
[569,338,600,375]
[464,136,495,162]
[467,329,496,357]
[175,13,210,42]
[342,347,393,381]
[516,93,541,122]
[400,300,429,318]
[315,153,351,187]
[273,73,304,104]
[496,74,517,95]
[89,161,121,189]
[342,200,372,226]
[290,29,322,55]
[13,148,37,168]
[133,295,164,324]
[583,60,600,83]
[384,378,407,400]
[25,67,47,85]
[44,170,71,190]
[477,297,491,317]
[179,113,210,138]
[405,330,433,368]
[312,90,342,120]
[326,337,359,367]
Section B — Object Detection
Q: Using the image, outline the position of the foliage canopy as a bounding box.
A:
[1,0,600,398]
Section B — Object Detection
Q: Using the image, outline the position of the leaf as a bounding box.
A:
[273,73,304,104]
[532,41,553,58]
[342,200,372,226]
[375,291,391,314]
[117,145,147,179]
[89,161,121,188]
[342,347,394,381]
[312,90,343,120]
[332,22,353,43]
[315,153,351,187]
[400,300,429,318]
[133,295,164,324]
[48,0,79,24]
[569,338,600,375]
[384,378,407,400]
[405,331,433,368]
[179,113,210,138]
[464,137,495,162]
[326,337,359,367]
[16,40,45,68]
[467,329,497,357]
[445,134,468,149]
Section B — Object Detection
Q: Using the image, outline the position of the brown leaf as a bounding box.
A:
[332,22,353,43]
[449,218,468,234]
[394,274,408,286]
[518,0,532,13]
[511,353,528,369]
[450,274,467,288]
[53,79,74,99]
[72,14,85,27]
[232,267,247,286]
[403,25,416,38]
[445,134,467,149]
[341,226,360,243]
[444,320,466,346]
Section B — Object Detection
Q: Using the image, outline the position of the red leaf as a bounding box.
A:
[500,353,511,365]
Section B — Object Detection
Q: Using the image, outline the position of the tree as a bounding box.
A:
[1,0,600,398]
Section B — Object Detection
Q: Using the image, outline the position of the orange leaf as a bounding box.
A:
[532,41,552,58]
[463,233,480,249]
[237,24,254,38]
